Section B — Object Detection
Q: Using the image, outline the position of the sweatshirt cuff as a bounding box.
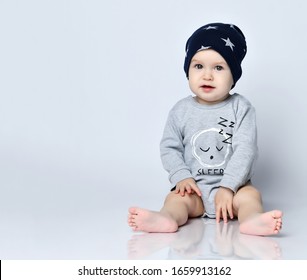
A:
[219,178,240,193]
[169,169,193,186]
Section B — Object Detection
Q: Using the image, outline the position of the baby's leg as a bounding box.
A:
[233,185,283,236]
[128,192,204,233]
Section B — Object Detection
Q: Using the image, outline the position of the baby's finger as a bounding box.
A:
[180,187,186,196]
[191,184,202,196]
[227,204,234,220]
[216,208,221,223]
[175,186,184,196]
[222,207,228,223]
[185,185,192,194]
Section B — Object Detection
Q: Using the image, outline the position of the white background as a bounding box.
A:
[0,0,306,259]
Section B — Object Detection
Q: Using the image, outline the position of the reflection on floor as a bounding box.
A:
[128,218,281,260]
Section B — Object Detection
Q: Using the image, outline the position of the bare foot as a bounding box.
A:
[239,210,283,236]
[128,207,178,233]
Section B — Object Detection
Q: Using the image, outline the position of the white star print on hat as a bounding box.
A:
[204,25,218,30]
[221,37,235,51]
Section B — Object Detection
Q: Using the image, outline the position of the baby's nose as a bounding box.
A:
[203,72,213,81]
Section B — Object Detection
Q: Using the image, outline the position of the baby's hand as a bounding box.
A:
[175,178,202,197]
[215,187,234,223]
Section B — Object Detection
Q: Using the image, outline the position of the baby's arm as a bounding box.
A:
[160,109,193,186]
[216,99,257,223]
[219,100,258,193]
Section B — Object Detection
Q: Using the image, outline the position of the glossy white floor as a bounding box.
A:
[0,166,306,260]
[1,204,306,260]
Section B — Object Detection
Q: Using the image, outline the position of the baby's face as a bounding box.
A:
[188,49,233,105]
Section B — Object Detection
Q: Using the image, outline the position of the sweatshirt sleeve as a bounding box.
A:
[219,101,258,193]
[160,110,192,186]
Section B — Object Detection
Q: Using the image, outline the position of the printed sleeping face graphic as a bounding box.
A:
[191,128,230,168]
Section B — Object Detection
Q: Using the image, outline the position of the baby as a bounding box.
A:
[128,23,282,236]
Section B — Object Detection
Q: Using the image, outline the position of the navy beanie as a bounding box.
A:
[184,23,247,87]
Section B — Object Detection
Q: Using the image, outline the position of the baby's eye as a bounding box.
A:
[216,146,224,151]
[215,65,224,71]
[200,147,210,152]
[194,64,203,69]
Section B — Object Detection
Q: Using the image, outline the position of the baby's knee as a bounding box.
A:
[164,191,198,204]
[247,186,262,200]
[234,185,262,204]
[164,191,180,204]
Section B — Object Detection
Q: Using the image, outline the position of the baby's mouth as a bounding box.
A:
[201,85,214,89]
[201,85,215,92]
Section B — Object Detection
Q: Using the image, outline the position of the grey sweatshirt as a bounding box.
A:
[160,93,258,193]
